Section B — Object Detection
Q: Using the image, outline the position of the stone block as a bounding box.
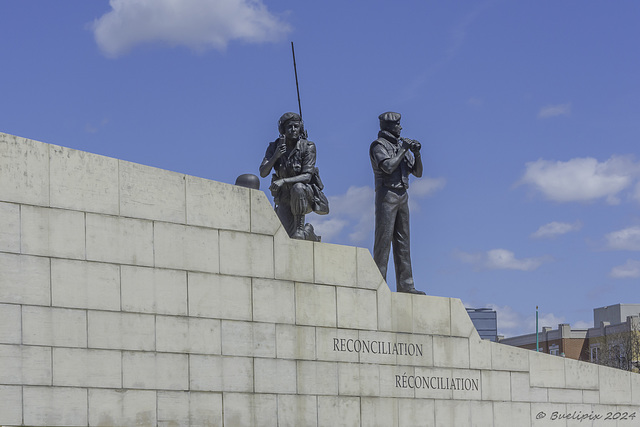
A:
[157,391,223,427]
[450,298,477,338]
[396,332,433,367]
[317,396,361,427]
[529,350,566,388]
[481,370,511,401]
[338,362,380,397]
[0,303,21,344]
[255,358,297,393]
[493,402,530,427]
[337,287,378,330]
[599,365,632,405]
[22,306,87,347]
[0,133,49,206]
[296,282,336,327]
[53,347,121,388]
[434,400,472,426]
[0,202,20,252]
[549,388,583,404]
[432,336,470,369]
[530,402,567,427]
[469,401,494,427]
[123,351,189,390]
[0,252,50,305]
[154,222,219,273]
[89,389,157,427]
[313,241,357,286]
[390,292,413,333]
[564,357,598,390]
[223,393,277,427]
[316,327,360,363]
[412,295,451,336]
[399,398,436,427]
[356,247,384,290]
[469,337,492,370]
[21,205,85,259]
[511,372,548,403]
[189,355,253,392]
[88,311,155,351]
[50,144,118,214]
[86,213,153,266]
[564,404,600,427]
[583,390,599,404]
[23,386,88,427]
[121,265,187,315]
[186,176,250,231]
[377,280,393,332]
[188,272,252,320]
[357,330,399,365]
[361,397,397,426]
[277,394,318,427]
[219,230,274,278]
[276,324,316,360]
[297,360,339,395]
[250,190,281,235]
[632,372,640,405]
[492,341,529,372]
[156,315,221,354]
[450,368,482,400]
[252,278,295,324]
[221,320,276,358]
[0,385,22,426]
[0,344,52,385]
[119,160,186,223]
[413,367,452,400]
[51,259,120,311]
[379,365,415,398]
[274,227,314,283]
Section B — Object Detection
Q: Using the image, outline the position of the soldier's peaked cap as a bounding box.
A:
[378,111,401,123]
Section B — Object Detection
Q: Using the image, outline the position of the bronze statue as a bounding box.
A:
[260,112,328,241]
[370,112,425,294]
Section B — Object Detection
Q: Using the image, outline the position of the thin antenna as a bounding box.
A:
[291,42,303,119]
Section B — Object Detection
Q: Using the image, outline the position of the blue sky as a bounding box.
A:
[2,0,640,337]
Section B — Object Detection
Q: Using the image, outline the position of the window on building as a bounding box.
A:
[549,344,560,356]
[590,345,599,363]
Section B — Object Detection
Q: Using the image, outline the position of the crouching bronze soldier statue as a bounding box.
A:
[260,112,328,241]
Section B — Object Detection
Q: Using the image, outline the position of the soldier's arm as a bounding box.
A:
[379,139,411,174]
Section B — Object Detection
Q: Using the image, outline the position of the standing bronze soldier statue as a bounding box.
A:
[260,112,328,241]
[370,112,426,294]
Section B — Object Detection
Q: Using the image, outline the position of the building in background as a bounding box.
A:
[466,308,498,342]
[499,304,640,372]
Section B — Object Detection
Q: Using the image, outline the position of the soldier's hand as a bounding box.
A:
[410,141,421,153]
[270,179,284,192]
[272,136,286,160]
[401,139,412,151]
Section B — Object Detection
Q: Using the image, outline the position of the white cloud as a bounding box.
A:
[456,249,549,271]
[92,0,291,57]
[530,220,582,239]
[572,320,591,329]
[537,103,571,118]
[518,155,640,204]
[610,259,640,278]
[409,177,446,198]
[605,226,640,251]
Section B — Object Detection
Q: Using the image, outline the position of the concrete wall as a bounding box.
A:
[1,131,640,426]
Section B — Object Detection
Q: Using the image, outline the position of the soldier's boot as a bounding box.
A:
[291,215,306,240]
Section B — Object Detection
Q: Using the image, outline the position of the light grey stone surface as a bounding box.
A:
[223,393,277,427]
[221,320,276,358]
[450,298,477,338]
[565,357,599,390]
[276,324,316,360]
[529,350,566,389]
[390,292,413,333]
[469,336,492,370]
[296,282,337,328]
[50,144,118,215]
[511,372,548,402]
[0,133,49,206]
[356,247,384,290]
[548,388,584,404]
[186,176,250,231]
[0,303,21,344]
[493,402,530,427]
[412,295,451,336]
[0,344,52,385]
[220,230,274,278]
[0,385,22,426]
[360,397,397,426]
[121,265,187,315]
[89,389,157,427]
[23,386,88,427]
[53,348,121,388]
[154,221,219,273]
[336,287,378,330]
[492,339,530,372]
[277,394,318,427]
[0,252,50,305]
[157,391,223,427]
[0,201,20,253]
[317,395,361,427]
[274,227,314,282]
[156,315,221,354]
[188,272,252,320]
[314,242,357,286]
[119,160,186,223]
[189,355,253,392]
[123,352,189,390]
[252,278,295,324]
[22,306,87,347]
[51,259,120,311]
[338,361,380,397]
[432,336,470,369]
[88,310,155,351]
[316,327,359,363]
[86,213,153,266]
[481,369,512,401]
[297,360,339,395]
[254,358,297,394]
[21,205,85,259]
[599,365,632,405]
[398,398,435,427]
[250,190,281,235]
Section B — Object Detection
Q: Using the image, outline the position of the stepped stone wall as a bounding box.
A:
[1,131,640,426]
